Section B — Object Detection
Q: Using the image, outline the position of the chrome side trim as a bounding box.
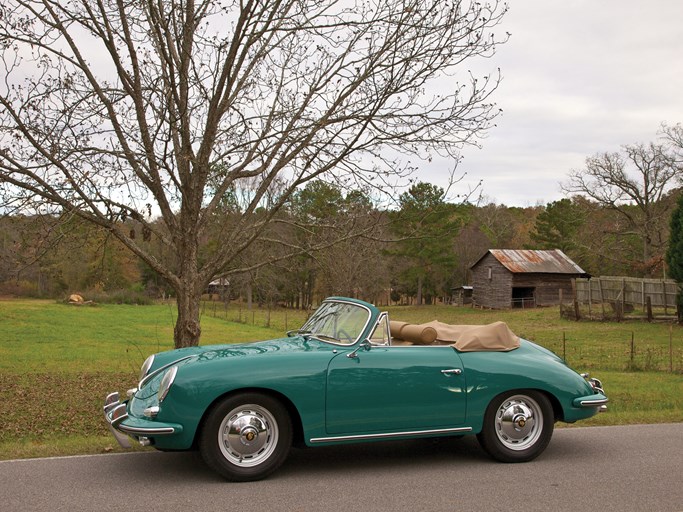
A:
[309,426,472,444]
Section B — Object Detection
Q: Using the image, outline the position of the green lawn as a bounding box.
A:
[0,299,681,460]
[0,299,284,375]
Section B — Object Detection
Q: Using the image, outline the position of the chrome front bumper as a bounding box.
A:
[104,392,133,448]
[104,392,180,448]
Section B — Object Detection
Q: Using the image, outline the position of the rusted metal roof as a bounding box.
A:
[477,249,587,275]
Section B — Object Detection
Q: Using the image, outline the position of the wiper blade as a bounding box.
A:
[306,333,340,342]
[286,329,312,337]
[287,329,340,343]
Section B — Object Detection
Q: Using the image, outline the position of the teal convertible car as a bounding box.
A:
[104,297,607,481]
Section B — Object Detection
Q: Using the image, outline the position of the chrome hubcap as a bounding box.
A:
[219,405,279,467]
[494,395,543,450]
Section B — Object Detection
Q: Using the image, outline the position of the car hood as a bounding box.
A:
[148,336,327,370]
[194,336,326,362]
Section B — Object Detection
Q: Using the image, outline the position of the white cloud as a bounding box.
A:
[431,0,683,206]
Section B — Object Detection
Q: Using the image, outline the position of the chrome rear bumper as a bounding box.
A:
[577,374,608,412]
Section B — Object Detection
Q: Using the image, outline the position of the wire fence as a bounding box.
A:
[529,331,683,374]
[202,299,310,333]
[202,299,683,374]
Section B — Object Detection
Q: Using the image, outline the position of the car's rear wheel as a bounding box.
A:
[477,390,554,463]
[199,393,292,481]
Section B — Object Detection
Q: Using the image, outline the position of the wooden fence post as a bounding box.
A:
[670,324,674,373]
[641,280,645,311]
[646,296,653,322]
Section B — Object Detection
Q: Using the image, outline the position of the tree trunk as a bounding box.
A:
[174,282,202,348]
[246,281,253,310]
[417,275,423,305]
[173,238,202,348]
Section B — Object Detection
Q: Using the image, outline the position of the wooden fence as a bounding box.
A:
[569,276,679,321]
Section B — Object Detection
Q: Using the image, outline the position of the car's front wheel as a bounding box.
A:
[199,393,292,481]
[477,390,554,463]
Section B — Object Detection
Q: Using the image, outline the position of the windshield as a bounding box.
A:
[298,300,371,345]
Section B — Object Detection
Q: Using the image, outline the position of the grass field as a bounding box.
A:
[1,298,681,460]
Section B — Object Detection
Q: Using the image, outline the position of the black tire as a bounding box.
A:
[476,390,554,463]
[199,393,292,481]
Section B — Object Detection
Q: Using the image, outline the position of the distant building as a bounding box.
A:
[207,278,230,298]
[469,249,588,309]
[451,285,473,306]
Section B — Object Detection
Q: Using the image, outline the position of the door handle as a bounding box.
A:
[441,369,462,376]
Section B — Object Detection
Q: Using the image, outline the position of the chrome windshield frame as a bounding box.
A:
[300,298,373,347]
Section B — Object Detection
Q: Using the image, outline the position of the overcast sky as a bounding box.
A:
[424,0,683,207]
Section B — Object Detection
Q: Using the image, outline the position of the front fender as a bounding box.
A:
[148,349,334,450]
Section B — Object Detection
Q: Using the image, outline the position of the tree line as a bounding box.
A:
[3,119,683,309]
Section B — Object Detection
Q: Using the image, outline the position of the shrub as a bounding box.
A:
[70,289,153,305]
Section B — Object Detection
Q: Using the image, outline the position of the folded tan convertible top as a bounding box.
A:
[389,320,520,352]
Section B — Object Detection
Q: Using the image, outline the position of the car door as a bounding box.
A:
[325,346,466,434]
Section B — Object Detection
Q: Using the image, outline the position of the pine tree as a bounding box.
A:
[666,193,683,322]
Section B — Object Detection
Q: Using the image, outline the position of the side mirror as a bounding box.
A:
[346,339,372,359]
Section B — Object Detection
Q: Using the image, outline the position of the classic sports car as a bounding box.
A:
[104,296,607,481]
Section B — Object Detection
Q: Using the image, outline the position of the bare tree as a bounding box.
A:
[0,0,508,347]
[661,122,683,161]
[562,142,681,273]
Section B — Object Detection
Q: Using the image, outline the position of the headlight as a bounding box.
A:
[157,365,177,403]
[140,355,155,381]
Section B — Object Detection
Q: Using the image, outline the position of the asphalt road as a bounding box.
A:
[1,423,681,512]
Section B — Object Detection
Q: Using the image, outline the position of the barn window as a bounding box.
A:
[487,267,492,280]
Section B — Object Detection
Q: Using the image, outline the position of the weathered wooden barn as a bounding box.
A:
[470,249,588,309]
